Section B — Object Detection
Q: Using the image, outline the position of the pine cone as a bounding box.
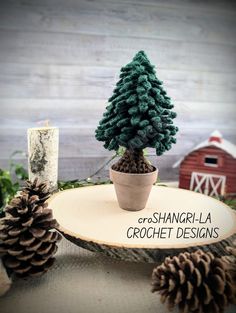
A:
[222,240,236,284]
[151,250,235,313]
[23,178,51,204]
[0,181,62,277]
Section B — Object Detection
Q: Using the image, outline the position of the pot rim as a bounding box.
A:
[110,166,158,176]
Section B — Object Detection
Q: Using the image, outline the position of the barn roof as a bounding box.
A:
[173,130,236,168]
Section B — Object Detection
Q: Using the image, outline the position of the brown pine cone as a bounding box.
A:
[151,250,235,313]
[222,240,236,285]
[0,182,62,277]
[23,178,51,204]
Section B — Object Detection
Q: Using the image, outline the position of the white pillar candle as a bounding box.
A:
[27,126,59,191]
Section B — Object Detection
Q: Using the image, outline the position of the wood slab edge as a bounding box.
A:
[57,227,236,264]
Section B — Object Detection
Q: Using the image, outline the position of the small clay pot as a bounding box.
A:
[109,167,158,211]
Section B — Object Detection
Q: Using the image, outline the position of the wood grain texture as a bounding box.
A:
[50,185,236,263]
[0,63,236,101]
[60,229,236,263]
[1,0,236,45]
[1,127,236,159]
[1,30,236,72]
[0,0,236,181]
[1,99,236,124]
[0,155,180,182]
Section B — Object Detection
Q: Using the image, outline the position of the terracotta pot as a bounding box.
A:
[109,167,158,211]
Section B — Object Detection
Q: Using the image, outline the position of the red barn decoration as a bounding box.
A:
[173,131,236,196]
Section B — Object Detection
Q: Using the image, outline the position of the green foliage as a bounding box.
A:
[9,151,28,181]
[224,198,236,210]
[95,51,178,156]
[0,169,19,214]
[219,196,236,211]
[0,151,28,215]
[58,179,111,190]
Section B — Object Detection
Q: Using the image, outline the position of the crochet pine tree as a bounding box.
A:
[95,51,178,173]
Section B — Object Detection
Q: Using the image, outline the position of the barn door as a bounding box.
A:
[190,172,226,196]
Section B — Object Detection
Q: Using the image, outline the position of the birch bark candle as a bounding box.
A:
[27,126,59,191]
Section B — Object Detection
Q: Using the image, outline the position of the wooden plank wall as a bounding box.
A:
[0,0,236,181]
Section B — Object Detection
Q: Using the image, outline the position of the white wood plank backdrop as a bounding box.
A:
[0,0,236,181]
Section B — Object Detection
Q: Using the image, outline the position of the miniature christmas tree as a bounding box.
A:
[95,51,178,173]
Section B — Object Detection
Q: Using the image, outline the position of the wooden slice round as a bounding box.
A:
[49,185,236,263]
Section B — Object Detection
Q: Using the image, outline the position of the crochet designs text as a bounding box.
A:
[126,211,219,240]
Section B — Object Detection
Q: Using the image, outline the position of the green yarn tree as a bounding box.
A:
[95,51,178,173]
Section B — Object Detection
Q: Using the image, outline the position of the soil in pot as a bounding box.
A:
[112,149,154,174]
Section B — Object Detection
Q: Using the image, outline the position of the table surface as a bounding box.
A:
[1,238,236,313]
[2,186,236,313]
[50,185,236,249]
